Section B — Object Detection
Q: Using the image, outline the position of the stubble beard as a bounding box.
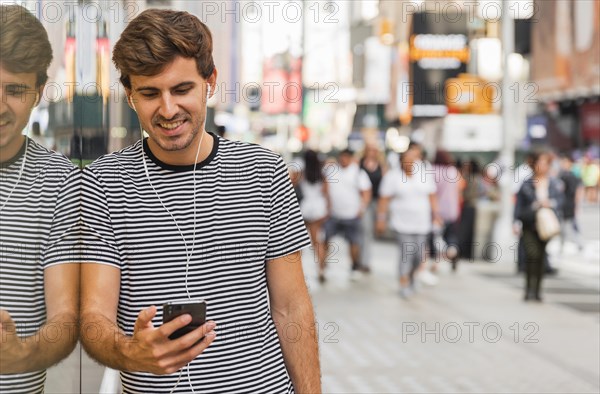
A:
[151,117,203,152]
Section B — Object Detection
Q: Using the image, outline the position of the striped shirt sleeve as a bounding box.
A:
[265,155,311,260]
[43,166,82,267]
[79,167,121,268]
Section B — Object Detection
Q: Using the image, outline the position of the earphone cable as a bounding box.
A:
[0,137,29,212]
[137,115,205,394]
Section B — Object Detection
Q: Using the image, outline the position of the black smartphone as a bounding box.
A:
[162,299,207,340]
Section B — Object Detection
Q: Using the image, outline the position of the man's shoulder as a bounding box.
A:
[27,139,77,173]
[217,138,282,165]
[85,142,142,173]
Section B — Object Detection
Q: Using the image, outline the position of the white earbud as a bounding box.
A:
[206,86,211,99]
[129,96,137,112]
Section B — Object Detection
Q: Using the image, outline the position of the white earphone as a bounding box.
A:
[206,85,211,99]
[129,96,137,112]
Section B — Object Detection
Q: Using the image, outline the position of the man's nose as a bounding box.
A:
[158,94,179,120]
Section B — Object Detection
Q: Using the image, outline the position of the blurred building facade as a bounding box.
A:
[16,0,600,162]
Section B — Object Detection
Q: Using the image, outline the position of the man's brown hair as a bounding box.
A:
[112,9,215,90]
[0,4,53,87]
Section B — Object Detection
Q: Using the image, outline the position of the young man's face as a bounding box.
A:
[0,65,39,159]
[338,153,352,167]
[128,56,216,164]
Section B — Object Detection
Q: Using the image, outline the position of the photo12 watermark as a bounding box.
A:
[401,321,540,344]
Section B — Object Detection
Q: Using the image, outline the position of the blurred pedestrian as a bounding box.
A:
[215,124,226,138]
[513,152,534,273]
[458,159,480,261]
[558,153,584,253]
[299,150,329,282]
[324,149,372,279]
[359,142,387,272]
[514,152,558,274]
[376,143,440,297]
[432,149,462,271]
[515,149,564,301]
[581,155,599,203]
[474,163,501,261]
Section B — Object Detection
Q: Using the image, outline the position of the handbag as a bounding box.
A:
[536,207,561,241]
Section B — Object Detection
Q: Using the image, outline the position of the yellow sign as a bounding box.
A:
[409,34,470,63]
[445,74,496,114]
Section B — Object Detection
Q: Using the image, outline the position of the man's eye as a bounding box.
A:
[140,92,157,98]
[174,89,191,95]
[5,87,26,96]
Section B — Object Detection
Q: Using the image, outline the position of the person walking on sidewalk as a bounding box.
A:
[515,149,564,302]
[75,9,320,393]
[376,143,441,297]
[324,148,372,279]
[558,153,585,253]
[432,149,461,271]
[359,142,387,273]
[299,150,329,282]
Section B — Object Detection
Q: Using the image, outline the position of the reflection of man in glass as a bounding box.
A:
[78,9,320,393]
[0,4,79,392]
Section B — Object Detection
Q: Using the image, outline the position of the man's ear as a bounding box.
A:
[125,89,135,110]
[34,85,45,107]
[207,68,218,98]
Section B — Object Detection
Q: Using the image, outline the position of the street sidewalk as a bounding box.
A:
[304,237,600,393]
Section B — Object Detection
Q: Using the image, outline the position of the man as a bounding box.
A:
[558,153,584,253]
[77,9,320,393]
[324,148,371,280]
[0,4,79,392]
[376,142,440,297]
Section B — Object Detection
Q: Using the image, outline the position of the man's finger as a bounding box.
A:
[156,313,193,340]
[0,309,12,324]
[167,329,217,369]
[160,321,216,356]
[175,321,216,348]
[133,305,157,333]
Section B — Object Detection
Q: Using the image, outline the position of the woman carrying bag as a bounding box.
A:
[514,149,564,302]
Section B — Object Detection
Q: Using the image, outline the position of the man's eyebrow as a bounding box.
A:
[134,86,159,93]
[135,82,196,92]
[171,82,196,90]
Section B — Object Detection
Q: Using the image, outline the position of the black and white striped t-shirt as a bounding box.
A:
[80,133,310,393]
[0,138,79,393]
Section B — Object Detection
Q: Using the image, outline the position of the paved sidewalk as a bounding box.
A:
[304,238,600,394]
[46,241,600,393]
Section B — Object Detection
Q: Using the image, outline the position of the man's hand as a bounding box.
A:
[0,309,28,374]
[122,306,217,375]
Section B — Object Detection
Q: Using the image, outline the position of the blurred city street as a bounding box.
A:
[2,0,599,392]
[303,202,599,394]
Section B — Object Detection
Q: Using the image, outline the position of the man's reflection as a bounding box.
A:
[0,4,79,392]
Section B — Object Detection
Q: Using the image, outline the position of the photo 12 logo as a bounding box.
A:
[401,321,540,344]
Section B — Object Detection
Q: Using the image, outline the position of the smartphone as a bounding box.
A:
[162,299,207,340]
